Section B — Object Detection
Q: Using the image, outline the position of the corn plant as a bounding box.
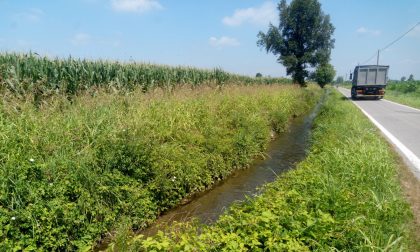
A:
[0,52,292,97]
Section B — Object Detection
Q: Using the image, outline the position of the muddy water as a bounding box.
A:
[140,101,322,237]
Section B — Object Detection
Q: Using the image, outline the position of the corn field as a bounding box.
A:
[0,53,291,96]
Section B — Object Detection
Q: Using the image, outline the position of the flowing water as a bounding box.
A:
[95,98,323,250]
[140,101,322,237]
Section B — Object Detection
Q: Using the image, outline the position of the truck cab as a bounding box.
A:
[351,65,389,100]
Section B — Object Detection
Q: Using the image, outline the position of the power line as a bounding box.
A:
[361,52,378,65]
[361,21,420,65]
[381,22,420,51]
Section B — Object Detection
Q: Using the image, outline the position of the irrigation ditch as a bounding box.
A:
[95,91,327,251]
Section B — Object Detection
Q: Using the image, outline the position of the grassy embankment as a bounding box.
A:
[386,81,420,109]
[120,89,415,251]
[0,54,321,251]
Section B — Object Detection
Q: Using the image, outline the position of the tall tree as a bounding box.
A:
[314,63,336,88]
[408,74,414,81]
[257,0,335,86]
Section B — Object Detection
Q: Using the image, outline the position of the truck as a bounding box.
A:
[351,65,389,100]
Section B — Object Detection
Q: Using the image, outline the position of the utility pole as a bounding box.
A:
[375,49,380,84]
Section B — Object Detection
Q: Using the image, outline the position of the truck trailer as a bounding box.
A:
[351,65,389,100]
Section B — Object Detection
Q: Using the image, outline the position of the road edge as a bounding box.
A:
[382,98,420,113]
[337,87,420,180]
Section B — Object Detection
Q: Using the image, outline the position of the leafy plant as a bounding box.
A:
[0,84,320,250]
[314,63,336,88]
[257,0,335,86]
[0,52,292,100]
[386,80,420,109]
[127,89,413,251]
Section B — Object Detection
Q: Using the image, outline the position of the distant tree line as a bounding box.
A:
[400,74,415,82]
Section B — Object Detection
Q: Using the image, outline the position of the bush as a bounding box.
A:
[129,89,413,251]
[0,85,320,250]
[387,81,420,94]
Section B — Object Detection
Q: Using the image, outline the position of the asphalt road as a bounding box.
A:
[337,87,420,179]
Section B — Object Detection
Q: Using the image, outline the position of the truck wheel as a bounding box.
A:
[351,87,357,100]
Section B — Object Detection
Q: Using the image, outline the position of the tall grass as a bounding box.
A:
[126,89,414,251]
[0,52,291,97]
[336,80,420,109]
[0,84,320,251]
[386,80,420,109]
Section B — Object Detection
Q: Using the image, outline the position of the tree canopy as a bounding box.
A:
[315,63,336,88]
[257,0,335,86]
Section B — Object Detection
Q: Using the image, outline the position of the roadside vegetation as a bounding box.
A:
[120,89,414,251]
[386,80,420,109]
[314,63,336,88]
[0,76,320,250]
[335,80,420,109]
[336,82,351,89]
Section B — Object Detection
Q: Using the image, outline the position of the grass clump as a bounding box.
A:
[0,84,320,250]
[386,81,420,109]
[128,88,414,251]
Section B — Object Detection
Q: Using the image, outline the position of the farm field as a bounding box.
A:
[1,1,419,250]
[0,53,290,97]
[0,56,321,250]
[117,89,417,251]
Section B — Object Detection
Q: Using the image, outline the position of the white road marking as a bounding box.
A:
[383,99,420,113]
[349,97,420,179]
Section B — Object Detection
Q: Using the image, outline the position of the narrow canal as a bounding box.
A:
[141,99,323,237]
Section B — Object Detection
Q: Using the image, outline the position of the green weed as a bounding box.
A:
[0,85,320,250]
[129,88,414,251]
[385,81,420,109]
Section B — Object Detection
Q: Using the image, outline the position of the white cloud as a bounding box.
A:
[71,33,92,46]
[222,2,277,27]
[209,36,240,48]
[14,8,44,22]
[356,26,381,36]
[356,27,367,33]
[111,0,162,13]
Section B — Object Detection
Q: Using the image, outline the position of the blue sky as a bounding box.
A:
[0,0,419,80]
